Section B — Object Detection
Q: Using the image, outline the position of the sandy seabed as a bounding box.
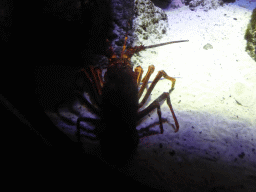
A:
[124,2,256,191]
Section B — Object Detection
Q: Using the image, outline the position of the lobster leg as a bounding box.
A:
[137,65,155,100]
[76,67,104,143]
[80,66,103,107]
[139,69,176,108]
[137,92,179,133]
[77,117,101,142]
[94,67,104,88]
[137,68,178,133]
[75,66,103,121]
[134,66,144,87]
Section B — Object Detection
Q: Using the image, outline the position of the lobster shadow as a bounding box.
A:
[137,118,175,138]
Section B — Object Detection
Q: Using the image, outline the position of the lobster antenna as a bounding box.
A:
[144,40,189,49]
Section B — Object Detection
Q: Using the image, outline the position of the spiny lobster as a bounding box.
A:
[76,35,188,167]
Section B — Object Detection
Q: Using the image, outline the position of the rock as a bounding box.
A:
[133,0,168,44]
[109,0,135,55]
[245,8,256,62]
[187,0,224,11]
[203,43,213,50]
[170,0,185,9]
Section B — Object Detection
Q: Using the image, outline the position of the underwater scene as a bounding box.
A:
[43,0,256,191]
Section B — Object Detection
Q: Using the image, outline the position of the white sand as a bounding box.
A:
[47,2,256,191]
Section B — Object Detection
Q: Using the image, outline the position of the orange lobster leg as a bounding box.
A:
[139,69,176,108]
[138,65,155,100]
[81,66,103,106]
[134,66,143,87]
[137,92,179,133]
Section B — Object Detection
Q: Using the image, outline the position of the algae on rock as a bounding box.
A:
[245,8,256,62]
